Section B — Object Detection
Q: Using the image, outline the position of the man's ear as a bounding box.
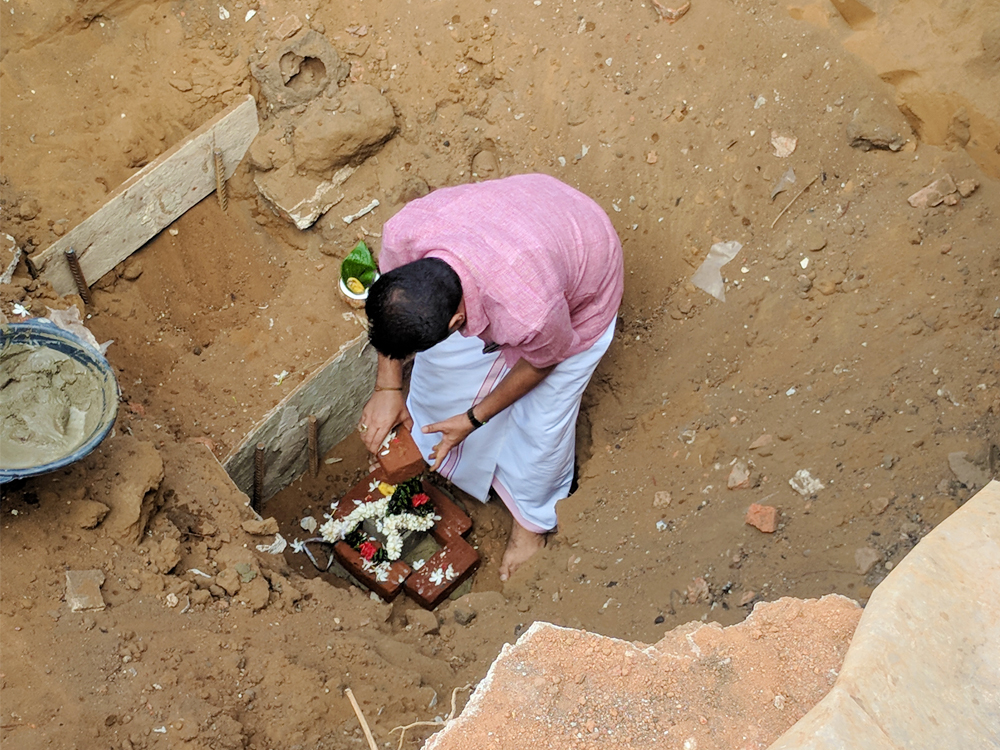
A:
[447,311,466,333]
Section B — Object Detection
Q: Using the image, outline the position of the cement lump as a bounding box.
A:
[251,30,348,111]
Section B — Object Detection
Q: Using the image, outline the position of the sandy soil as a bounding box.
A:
[2,0,998,748]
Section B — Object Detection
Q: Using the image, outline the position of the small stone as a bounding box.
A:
[816,279,838,296]
[855,546,882,575]
[234,562,257,583]
[241,517,280,536]
[881,454,896,469]
[686,577,710,604]
[453,602,477,626]
[17,198,40,220]
[748,434,774,456]
[121,258,143,281]
[948,451,990,490]
[739,590,757,606]
[66,570,106,611]
[653,491,672,508]
[236,575,270,612]
[471,150,500,179]
[745,504,779,533]
[802,226,827,252]
[273,14,303,40]
[907,175,957,209]
[727,461,751,490]
[956,179,978,198]
[69,500,111,530]
[405,608,439,636]
[216,568,242,596]
[869,496,890,515]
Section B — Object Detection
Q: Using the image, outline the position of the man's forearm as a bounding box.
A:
[375,353,404,390]
[473,358,555,423]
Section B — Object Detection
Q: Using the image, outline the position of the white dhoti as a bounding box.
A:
[407,319,615,532]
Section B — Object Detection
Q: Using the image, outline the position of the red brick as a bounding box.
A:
[330,473,480,607]
[745,503,779,533]
[334,541,410,602]
[333,469,382,518]
[425,483,472,542]
[404,536,481,610]
[377,425,427,484]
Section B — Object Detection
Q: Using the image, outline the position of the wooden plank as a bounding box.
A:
[35,95,259,295]
[223,334,377,502]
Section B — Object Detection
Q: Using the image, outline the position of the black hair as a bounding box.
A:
[366,257,463,359]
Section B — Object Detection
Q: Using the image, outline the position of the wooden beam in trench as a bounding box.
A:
[35,95,259,296]
[224,334,378,504]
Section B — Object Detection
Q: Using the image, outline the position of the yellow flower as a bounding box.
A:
[377,481,396,497]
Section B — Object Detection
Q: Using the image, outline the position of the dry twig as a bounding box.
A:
[345,687,378,750]
[771,175,819,229]
[390,684,474,749]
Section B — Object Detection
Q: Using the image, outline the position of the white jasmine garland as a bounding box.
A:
[318,485,436,563]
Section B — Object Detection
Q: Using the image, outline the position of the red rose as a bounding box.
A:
[358,541,378,561]
[412,493,430,508]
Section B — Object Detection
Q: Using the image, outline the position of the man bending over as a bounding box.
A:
[359,173,623,581]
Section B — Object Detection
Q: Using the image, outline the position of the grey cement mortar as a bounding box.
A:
[0,344,103,469]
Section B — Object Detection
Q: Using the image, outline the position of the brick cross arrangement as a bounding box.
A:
[332,426,480,609]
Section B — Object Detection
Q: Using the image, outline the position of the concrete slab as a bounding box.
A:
[424,595,861,750]
[768,479,1000,750]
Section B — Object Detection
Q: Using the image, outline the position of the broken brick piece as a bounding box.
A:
[378,425,427,484]
[404,536,481,610]
[334,542,411,602]
[745,503,779,533]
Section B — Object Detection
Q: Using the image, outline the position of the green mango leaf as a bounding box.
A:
[340,241,377,287]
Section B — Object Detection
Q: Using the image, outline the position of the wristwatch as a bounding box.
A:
[467,406,488,430]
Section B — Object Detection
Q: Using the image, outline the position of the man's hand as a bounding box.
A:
[422,412,476,471]
[359,390,412,454]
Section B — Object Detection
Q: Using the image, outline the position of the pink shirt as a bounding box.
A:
[379,174,623,368]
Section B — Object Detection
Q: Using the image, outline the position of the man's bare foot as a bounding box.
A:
[499,523,548,581]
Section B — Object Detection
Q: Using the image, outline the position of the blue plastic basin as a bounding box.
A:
[0,319,120,483]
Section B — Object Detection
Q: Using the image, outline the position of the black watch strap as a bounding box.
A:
[467,406,488,430]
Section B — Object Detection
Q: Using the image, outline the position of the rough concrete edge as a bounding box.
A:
[425,595,864,749]
[424,622,596,749]
[767,479,1000,750]
[223,333,376,501]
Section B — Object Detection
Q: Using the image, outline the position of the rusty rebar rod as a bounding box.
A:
[252,443,265,513]
[64,248,92,305]
[308,415,319,477]
[214,149,228,212]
